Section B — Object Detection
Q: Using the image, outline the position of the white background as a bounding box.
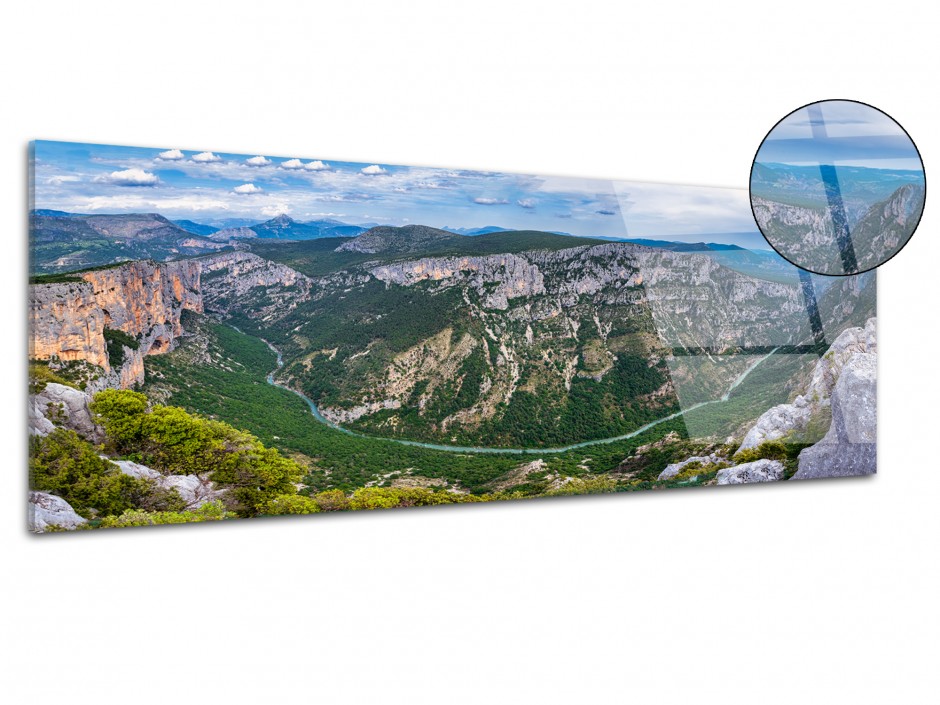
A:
[2,2,938,702]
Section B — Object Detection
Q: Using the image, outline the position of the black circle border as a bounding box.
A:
[748,98,927,277]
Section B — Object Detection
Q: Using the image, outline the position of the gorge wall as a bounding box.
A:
[29,260,203,389]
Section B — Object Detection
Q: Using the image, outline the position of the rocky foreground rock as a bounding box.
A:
[716,459,785,485]
[738,317,876,452]
[657,454,720,481]
[793,352,876,480]
[28,492,87,532]
[29,382,101,440]
[112,460,223,509]
[653,317,877,487]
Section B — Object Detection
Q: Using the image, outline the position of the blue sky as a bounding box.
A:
[32,140,764,245]
[755,100,924,171]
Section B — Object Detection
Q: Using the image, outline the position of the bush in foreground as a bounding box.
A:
[90,389,303,518]
[97,501,234,528]
[29,428,186,517]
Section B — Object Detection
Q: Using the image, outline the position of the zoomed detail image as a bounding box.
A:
[750,99,925,275]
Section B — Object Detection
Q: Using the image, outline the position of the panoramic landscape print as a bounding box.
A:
[28,140,877,532]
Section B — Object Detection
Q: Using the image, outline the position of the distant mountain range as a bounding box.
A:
[173,214,368,241]
[441,225,511,236]
[336,224,466,254]
[621,238,744,252]
[29,212,227,273]
[751,162,925,224]
[173,219,220,237]
[30,209,789,278]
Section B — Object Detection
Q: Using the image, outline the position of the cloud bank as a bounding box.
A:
[156,149,184,161]
[191,151,222,163]
[95,168,159,187]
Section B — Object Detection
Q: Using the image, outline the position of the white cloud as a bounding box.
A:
[262,203,291,217]
[280,158,304,169]
[156,148,185,161]
[245,155,272,167]
[304,160,331,171]
[517,198,537,209]
[233,183,262,194]
[360,164,387,175]
[94,168,159,187]
[73,194,231,213]
[612,181,754,235]
[474,197,508,205]
[191,151,222,163]
[46,175,80,185]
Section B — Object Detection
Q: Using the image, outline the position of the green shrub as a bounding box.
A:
[103,328,140,367]
[29,428,183,517]
[263,494,321,515]
[673,461,729,483]
[97,501,233,528]
[28,362,80,393]
[733,440,788,464]
[348,487,404,510]
[348,486,480,510]
[543,476,617,496]
[313,489,350,511]
[90,388,149,450]
[90,388,303,518]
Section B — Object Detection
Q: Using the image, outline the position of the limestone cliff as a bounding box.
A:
[29,282,108,368]
[199,251,316,319]
[29,259,203,388]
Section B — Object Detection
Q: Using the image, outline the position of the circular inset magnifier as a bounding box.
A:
[750,100,925,276]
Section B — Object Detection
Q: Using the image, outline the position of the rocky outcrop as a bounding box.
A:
[80,259,202,342]
[753,184,923,275]
[738,399,814,451]
[847,184,924,271]
[29,260,203,388]
[793,352,876,480]
[28,492,87,532]
[199,251,314,318]
[657,454,720,481]
[28,383,101,441]
[320,399,402,424]
[29,281,108,368]
[738,318,876,451]
[112,460,223,509]
[178,237,229,250]
[208,227,258,242]
[716,459,785,485]
[369,242,807,346]
[372,254,546,310]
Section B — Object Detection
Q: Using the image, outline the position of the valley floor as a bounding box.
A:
[143,312,809,496]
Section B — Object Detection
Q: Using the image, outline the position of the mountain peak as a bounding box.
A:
[336,224,461,254]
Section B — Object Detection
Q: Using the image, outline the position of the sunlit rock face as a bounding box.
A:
[29,260,203,389]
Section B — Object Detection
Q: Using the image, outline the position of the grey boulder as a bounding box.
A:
[112,459,223,509]
[716,459,785,485]
[794,352,876,480]
[28,491,87,532]
[657,454,720,481]
[29,383,101,441]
